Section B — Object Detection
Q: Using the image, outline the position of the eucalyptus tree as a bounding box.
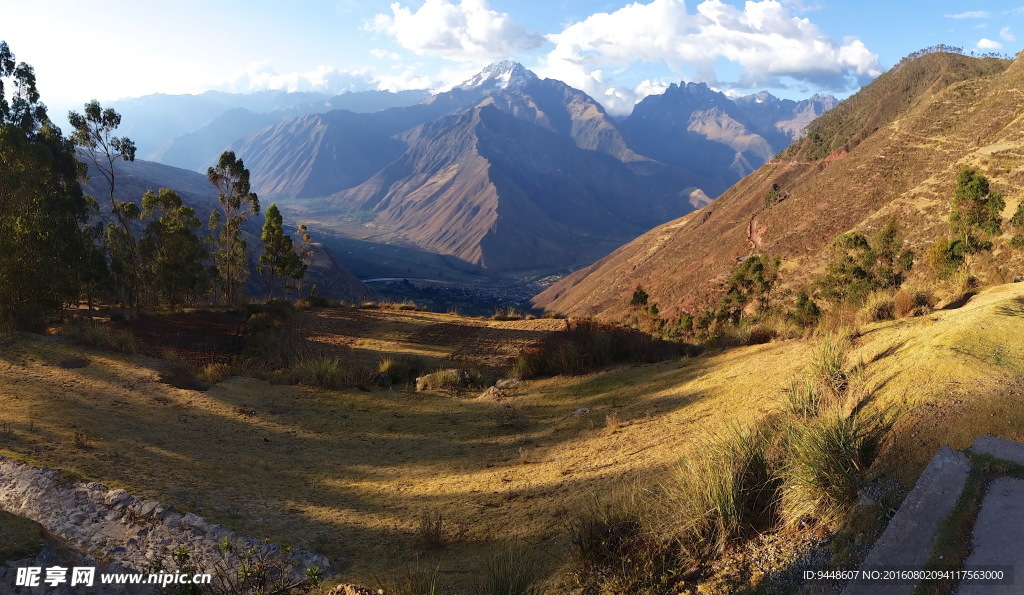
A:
[68,100,139,307]
[207,151,259,304]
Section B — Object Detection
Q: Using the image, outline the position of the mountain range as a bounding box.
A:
[534,50,1024,319]
[102,62,836,275]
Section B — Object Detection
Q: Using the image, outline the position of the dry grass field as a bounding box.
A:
[1,283,1023,591]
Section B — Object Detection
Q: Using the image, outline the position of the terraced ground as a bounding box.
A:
[0,283,1023,591]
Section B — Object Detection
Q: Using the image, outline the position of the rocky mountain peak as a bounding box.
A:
[459,60,537,91]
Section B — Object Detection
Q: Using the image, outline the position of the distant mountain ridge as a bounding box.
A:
[533,50,1020,319]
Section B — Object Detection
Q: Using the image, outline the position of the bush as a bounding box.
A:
[111,330,136,354]
[893,287,935,317]
[416,368,472,392]
[779,412,890,529]
[491,308,525,321]
[196,363,231,384]
[64,317,112,349]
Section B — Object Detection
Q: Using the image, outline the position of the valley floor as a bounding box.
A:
[0,282,1023,591]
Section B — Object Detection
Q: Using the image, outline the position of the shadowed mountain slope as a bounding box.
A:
[330,105,691,271]
[534,51,1021,319]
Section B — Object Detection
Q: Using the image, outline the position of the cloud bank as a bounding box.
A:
[367,0,545,61]
[537,0,881,114]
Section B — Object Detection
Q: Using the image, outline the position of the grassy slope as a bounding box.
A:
[0,283,1022,590]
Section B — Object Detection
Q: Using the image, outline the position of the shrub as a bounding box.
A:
[416,368,476,392]
[893,287,935,317]
[491,308,525,321]
[779,411,890,529]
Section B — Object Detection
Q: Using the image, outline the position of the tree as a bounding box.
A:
[68,100,139,307]
[949,168,1004,254]
[0,41,91,329]
[258,203,305,299]
[139,188,209,308]
[1009,201,1024,249]
[717,254,780,322]
[818,221,913,303]
[207,151,259,305]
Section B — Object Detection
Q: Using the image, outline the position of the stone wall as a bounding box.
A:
[0,456,332,591]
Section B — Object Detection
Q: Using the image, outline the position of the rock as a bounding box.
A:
[571,408,591,417]
[477,386,505,401]
[374,373,393,389]
[495,379,519,389]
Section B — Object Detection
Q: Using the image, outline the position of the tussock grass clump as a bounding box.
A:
[783,377,824,418]
[196,363,231,385]
[810,333,849,397]
[416,368,469,391]
[779,411,890,529]
[893,287,935,318]
[664,425,780,561]
[63,317,112,349]
[297,357,342,389]
[111,330,135,354]
[861,292,896,322]
[512,320,685,379]
[567,491,676,594]
[377,354,423,385]
[477,546,543,595]
[415,512,467,549]
[491,308,525,321]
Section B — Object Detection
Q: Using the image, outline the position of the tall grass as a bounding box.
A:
[664,425,779,560]
[779,411,890,529]
[476,547,543,595]
[810,333,849,397]
[783,377,824,418]
[296,357,342,389]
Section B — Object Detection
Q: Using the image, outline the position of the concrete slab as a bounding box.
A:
[969,435,1024,467]
[957,476,1024,595]
[844,446,971,595]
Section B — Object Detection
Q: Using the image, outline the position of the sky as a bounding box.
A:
[3,0,1024,116]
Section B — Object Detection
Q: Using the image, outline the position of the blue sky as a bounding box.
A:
[4,0,1023,116]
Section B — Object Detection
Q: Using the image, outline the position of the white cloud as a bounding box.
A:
[370,48,402,60]
[367,0,545,61]
[977,38,1003,50]
[537,0,880,114]
[945,11,990,19]
[1001,27,1016,42]
[223,61,380,94]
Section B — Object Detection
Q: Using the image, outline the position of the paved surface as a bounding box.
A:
[846,437,1024,595]
[958,476,1024,594]
[844,446,971,595]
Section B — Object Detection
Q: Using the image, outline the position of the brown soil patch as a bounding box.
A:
[115,311,246,367]
[293,307,568,372]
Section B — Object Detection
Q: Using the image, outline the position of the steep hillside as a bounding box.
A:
[535,51,1020,319]
[330,105,691,271]
[152,108,280,172]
